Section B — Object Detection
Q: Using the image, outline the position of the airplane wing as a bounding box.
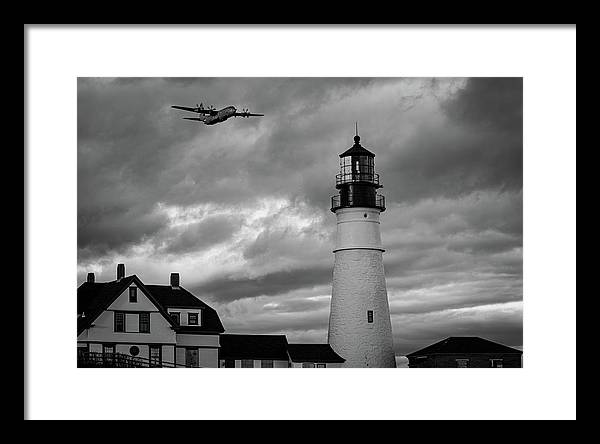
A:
[171,105,215,115]
[233,111,265,117]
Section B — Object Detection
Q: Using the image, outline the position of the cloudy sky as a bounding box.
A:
[77,77,523,364]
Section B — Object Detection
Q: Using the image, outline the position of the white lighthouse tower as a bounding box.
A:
[327,129,396,368]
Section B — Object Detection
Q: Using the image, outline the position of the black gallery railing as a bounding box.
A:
[331,193,386,211]
[77,351,193,368]
[336,172,380,186]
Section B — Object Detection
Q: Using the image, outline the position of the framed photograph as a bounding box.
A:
[25,25,576,420]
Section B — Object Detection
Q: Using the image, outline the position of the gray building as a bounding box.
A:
[406,337,522,368]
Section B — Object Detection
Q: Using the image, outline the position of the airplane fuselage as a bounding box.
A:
[203,106,237,125]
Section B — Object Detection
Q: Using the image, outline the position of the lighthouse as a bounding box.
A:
[327,129,396,368]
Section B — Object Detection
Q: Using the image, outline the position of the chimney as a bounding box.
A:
[87,272,95,283]
[170,272,180,289]
[117,263,125,281]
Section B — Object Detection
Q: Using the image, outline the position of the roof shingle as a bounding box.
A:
[77,277,136,334]
[76,276,224,335]
[287,344,345,363]
[219,334,289,360]
[146,285,225,333]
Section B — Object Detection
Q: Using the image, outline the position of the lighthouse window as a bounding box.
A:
[367,310,374,323]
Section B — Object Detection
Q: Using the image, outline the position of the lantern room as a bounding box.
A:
[331,133,385,212]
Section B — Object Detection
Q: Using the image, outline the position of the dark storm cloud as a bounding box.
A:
[77,202,168,260]
[443,77,523,131]
[380,77,523,204]
[161,215,242,255]
[190,265,333,303]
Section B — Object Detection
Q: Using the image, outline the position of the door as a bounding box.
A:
[185,348,199,367]
[149,345,162,367]
[102,344,115,366]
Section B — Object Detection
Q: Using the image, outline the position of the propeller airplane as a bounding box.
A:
[171,103,264,125]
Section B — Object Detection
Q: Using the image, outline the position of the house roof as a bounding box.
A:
[146,285,225,333]
[287,344,345,363]
[77,276,139,334]
[77,275,224,336]
[406,337,523,357]
[219,334,289,360]
[339,135,375,158]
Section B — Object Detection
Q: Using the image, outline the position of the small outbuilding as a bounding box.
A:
[219,334,290,368]
[287,344,345,368]
[406,336,522,368]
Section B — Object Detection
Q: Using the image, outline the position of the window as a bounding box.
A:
[316,364,326,368]
[261,360,273,368]
[170,312,180,325]
[114,311,125,332]
[491,359,503,368]
[149,346,162,367]
[188,312,199,325]
[139,312,150,333]
[223,359,235,368]
[129,287,137,303]
[367,310,374,323]
[302,363,315,368]
[456,359,469,368]
[241,359,254,368]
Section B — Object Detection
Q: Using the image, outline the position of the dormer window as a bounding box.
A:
[129,287,137,303]
[170,312,180,325]
[188,312,199,325]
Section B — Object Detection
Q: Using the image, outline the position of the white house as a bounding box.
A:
[77,264,224,368]
[77,264,345,368]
